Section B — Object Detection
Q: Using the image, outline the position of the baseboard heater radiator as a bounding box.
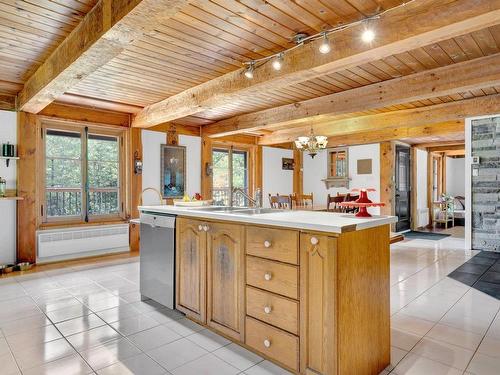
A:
[37,224,129,263]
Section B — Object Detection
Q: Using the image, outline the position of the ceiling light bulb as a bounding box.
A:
[361,29,375,43]
[319,33,331,54]
[244,63,254,79]
[272,54,283,71]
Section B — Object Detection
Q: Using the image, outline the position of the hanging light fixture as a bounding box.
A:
[244,62,255,79]
[272,53,284,71]
[294,127,328,158]
[318,32,331,54]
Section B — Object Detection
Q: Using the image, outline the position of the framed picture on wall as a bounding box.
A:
[282,158,295,170]
[160,144,186,199]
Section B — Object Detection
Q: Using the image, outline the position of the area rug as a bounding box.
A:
[403,231,451,240]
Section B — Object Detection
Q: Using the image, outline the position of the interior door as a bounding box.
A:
[395,145,411,232]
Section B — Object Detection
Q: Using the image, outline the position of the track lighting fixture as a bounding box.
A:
[244,62,254,79]
[272,53,283,71]
[318,32,331,54]
[240,1,413,78]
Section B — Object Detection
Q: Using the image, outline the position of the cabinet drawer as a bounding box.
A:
[246,226,298,265]
[245,317,299,371]
[246,286,299,335]
[246,256,298,299]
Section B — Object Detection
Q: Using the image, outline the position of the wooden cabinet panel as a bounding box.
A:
[246,286,299,335]
[245,317,299,372]
[300,232,337,375]
[207,222,245,340]
[246,256,299,299]
[246,226,299,265]
[176,218,206,323]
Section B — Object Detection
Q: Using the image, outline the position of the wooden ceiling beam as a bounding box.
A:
[427,144,465,152]
[132,0,500,128]
[0,94,16,111]
[416,140,466,148]
[204,53,500,137]
[325,121,464,148]
[259,94,500,145]
[18,0,190,113]
[56,94,143,114]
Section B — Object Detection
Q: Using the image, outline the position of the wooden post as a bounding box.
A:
[410,147,418,230]
[129,128,142,252]
[379,142,394,219]
[17,112,39,263]
[293,149,303,196]
[201,136,213,200]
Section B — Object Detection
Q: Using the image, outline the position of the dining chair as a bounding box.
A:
[269,194,292,209]
[327,194,345,212]
[291,193,314,210]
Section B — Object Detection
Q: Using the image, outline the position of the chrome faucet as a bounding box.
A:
[232,188,262,208]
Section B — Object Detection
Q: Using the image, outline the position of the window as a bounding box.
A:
[43,123,124,222]
[212,147,249,206]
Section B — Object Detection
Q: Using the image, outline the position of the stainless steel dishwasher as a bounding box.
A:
[139,211,176,309]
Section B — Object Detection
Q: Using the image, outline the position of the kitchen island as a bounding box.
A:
[139,205,397,375]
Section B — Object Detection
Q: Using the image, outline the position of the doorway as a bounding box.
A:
[395,145,411,232]
[212,147,249,206]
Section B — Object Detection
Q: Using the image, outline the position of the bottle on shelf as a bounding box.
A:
[0,177,6,197]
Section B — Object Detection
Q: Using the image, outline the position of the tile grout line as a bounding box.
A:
[461,306,500,374]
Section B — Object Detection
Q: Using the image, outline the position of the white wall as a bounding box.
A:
[415,148,429,227]
[446,157,465,197]
[303,143,381,214]
[141,130,201,205]
[0,110,17,263]
[262,147,294,207]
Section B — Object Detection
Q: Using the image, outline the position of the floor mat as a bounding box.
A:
[448,251,500,299]
[403,231,451,240]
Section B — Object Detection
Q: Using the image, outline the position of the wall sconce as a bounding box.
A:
[205,162,213,177]
[134,151,143,175]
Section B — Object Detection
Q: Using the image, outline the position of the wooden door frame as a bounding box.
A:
[201,137,260,204]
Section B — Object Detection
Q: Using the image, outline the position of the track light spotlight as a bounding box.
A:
[318,32,331,54]
[272,53,283,71]
[361,28,375,43]
[244,62,254,79]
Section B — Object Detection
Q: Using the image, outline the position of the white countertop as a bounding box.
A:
[138,205,397,234]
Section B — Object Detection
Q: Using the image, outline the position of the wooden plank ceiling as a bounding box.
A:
[2,0,500,146]
[0,0,97,95]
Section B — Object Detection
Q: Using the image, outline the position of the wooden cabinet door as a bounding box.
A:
[300,232,338,375]
[206,221,244,341]
[176,218,207,323]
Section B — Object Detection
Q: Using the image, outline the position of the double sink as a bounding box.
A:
[190,206,282,215]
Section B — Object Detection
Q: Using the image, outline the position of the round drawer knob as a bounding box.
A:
[198,225,203,231]
[263,339,271,348]
[264,306,272,314]
[264,272,272,281]
[263,240,271,248]
[203,225,209,232]
[310,236,319,245]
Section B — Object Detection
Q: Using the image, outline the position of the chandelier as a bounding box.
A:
[294,127,328,158]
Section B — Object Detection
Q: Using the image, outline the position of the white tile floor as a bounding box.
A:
[0,236,498,374]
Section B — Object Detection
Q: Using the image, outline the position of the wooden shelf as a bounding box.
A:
[0,156,20,167]
[0,196,23,201]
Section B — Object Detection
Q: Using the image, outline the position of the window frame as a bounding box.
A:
[40,120,126,224]
[211,144,251,206]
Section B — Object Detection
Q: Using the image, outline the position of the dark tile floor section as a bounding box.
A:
[448,251,500,299]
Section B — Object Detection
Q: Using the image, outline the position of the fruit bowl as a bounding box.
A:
[173,199,212,207]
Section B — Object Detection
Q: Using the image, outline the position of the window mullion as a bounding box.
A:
[83,127,89,222]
